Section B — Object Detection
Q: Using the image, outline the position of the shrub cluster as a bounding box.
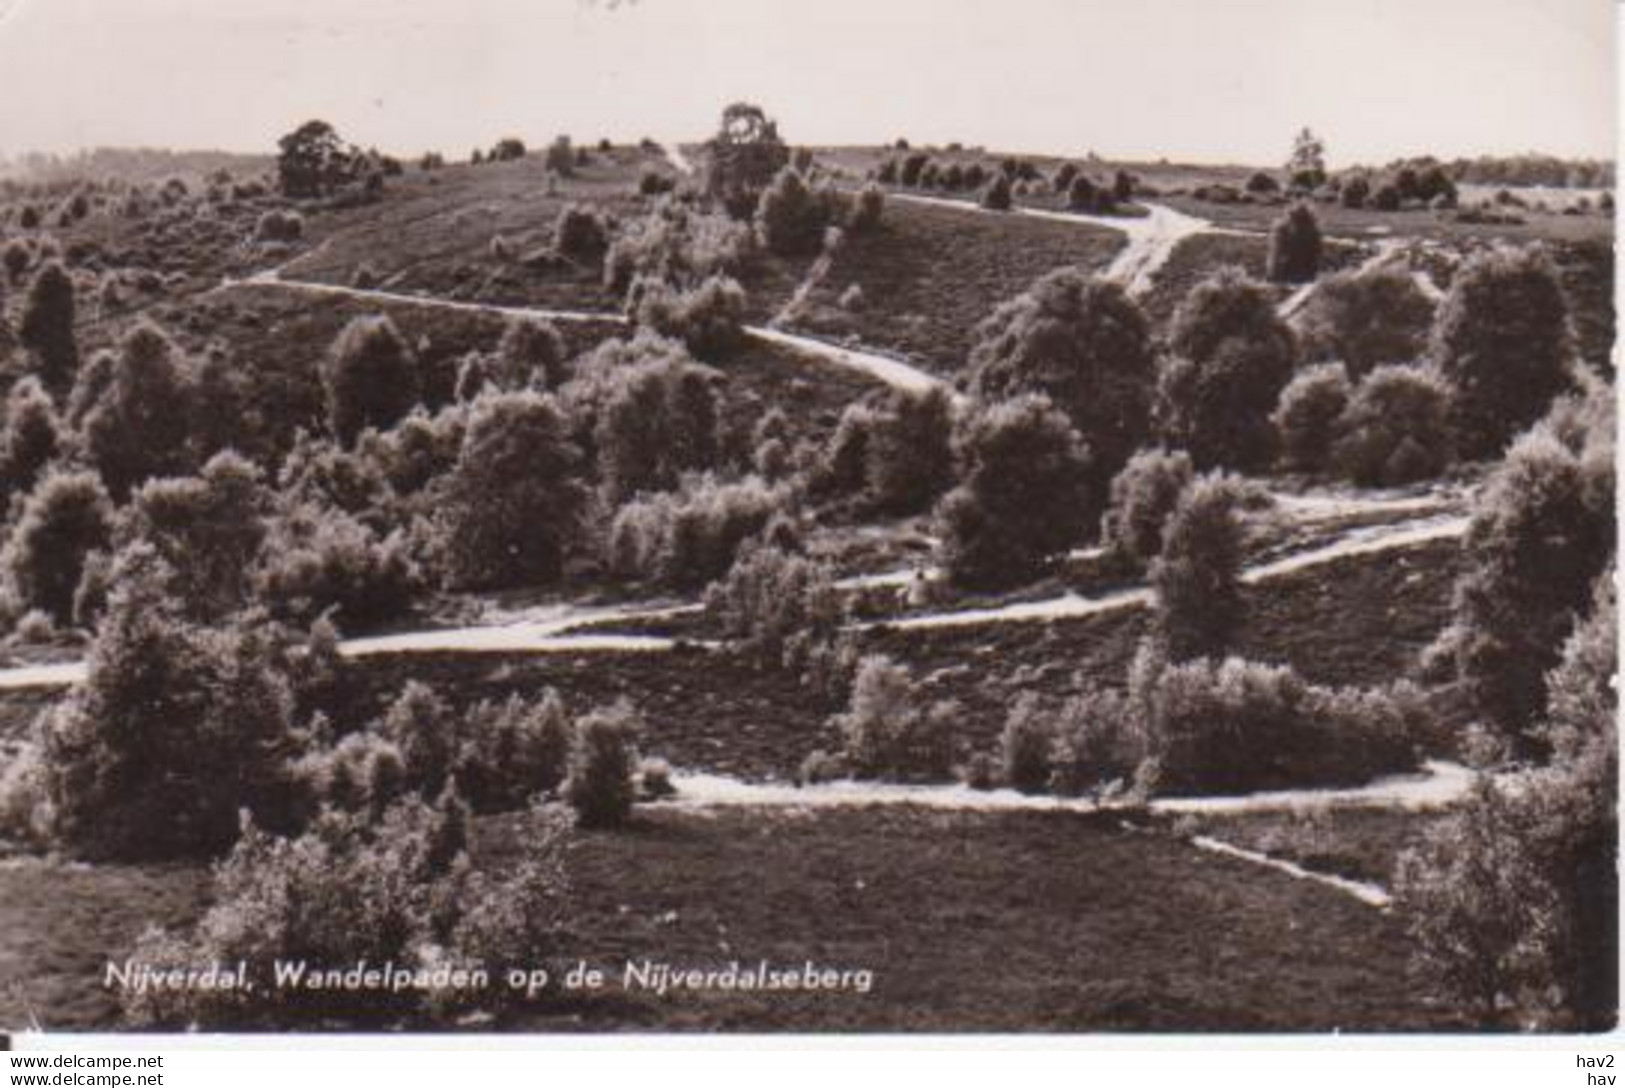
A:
[607,473,788,589]
[831,655,959,782]
[1099,447,1195,570]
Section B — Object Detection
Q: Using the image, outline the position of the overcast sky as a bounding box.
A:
[0,0,1613,165]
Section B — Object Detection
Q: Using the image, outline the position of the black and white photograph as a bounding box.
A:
[0,0,1615,1038]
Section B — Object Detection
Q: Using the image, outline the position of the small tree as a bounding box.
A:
[1432,246,1575,459]
[936,394,1094,589]
[277,120,360,198]
[439,391,585,590]
[544,135,575,177]
[1266,202,1322,284]
[755,167,838,256]
[981,174,1013,211]
[706,102,790,218]
[323,315,422,446]
[18,261,78,396]
[834,655,957,782]
[125,451,269,619]
[5,469,114,625]
[1149,473,1250,661]
[865,387,954,516]
[1286,127,1327,188]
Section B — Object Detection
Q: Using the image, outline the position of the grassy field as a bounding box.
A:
[0,805,1465,1032]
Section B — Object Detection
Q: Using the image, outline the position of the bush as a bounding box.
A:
[755,167,841,257]
[967,268,1154,487]
[1271,363,1352,473]
[123,793,566,1028]
[981,174,1013,211]
[834,655,958,782]
[629,273,747,358]
[705,542,843,670]
[553,203,607,259]
[604,202,753,294]
[1000,694,1054,794]
[1050,688,1143,796]
[899,153,929,187]
[1100,447,1195,569]
[607,473,787,589]
[590,345,722,503]
[1442,417,1613,750]
[40,549,298,859]
[18,261,78,395]
[490,137,526,162]
[566,701,640,828]
[255,503,417,628]
[1245,171,1280,194]
[936,394,1094,590]
[1266,203,1321,284]
[1156,268,1296,470]
[544,135,574,177]
[1297,265,1435,379]
[864,387,954,516]
[1432,246,1575,459]
[457,692,572,814]
[847,183,885,233]
[638,169,676,196]
[5,469,113,626]
[1131,649,1422,795]
[1371,184,1401,211]
[254,209,304,243]
[439,391,584,590]
[377,681,457,798]
[126,451,269,619]
[81,321,196,500]
[323,315,422,446]
[1340,175,1370,208]
[1149,473,1250,662]
[0,376,60,500]
[1332,364,1454,486]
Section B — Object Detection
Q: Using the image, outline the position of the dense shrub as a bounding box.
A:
[628,273,747,358]
[936,394,1093,589]
[123,795,567,1028]
[1266,203,1321,283]
[255,503,418,628]
[607,473,786,589]
[5,469,113,625]
[1100,447,1195,569]
[604,201,753,294]
[638,169,676,196]
[18,260,78,395]
[1440,412,1613,750]
[1131,649,1422,795]
[0,376,60,499]
[125,452,269,619]
[1156,268,1296,470]
[1340,175,1371,208]
[1000,694,1054,794]
[590,343,721,502]
[834,655,958,782]
[847,183,885,233]
[1246,171,1280,194]
[967,268,1154,487]
[553,203,608,259]
[755,167,841,257]
[899,153,929,187]
[490,137,526,162]
[1149,473,1251,662]
[1333,364,1454,486]
[323,315,422,446]
[439,391,584,590]
[457,691,573,814]
[705,542,843,670]
[566,701,641,829]
[1432,246,1575,459]
[254,209,304,243]
[1297,265,1435,379]
[81,321,196,500]
[1270,363,1352,473]
[544,135,575,177]
[379,681,457,797]
[864,387,954,516]
[40,549,298,859]
[981,174,1013,211]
